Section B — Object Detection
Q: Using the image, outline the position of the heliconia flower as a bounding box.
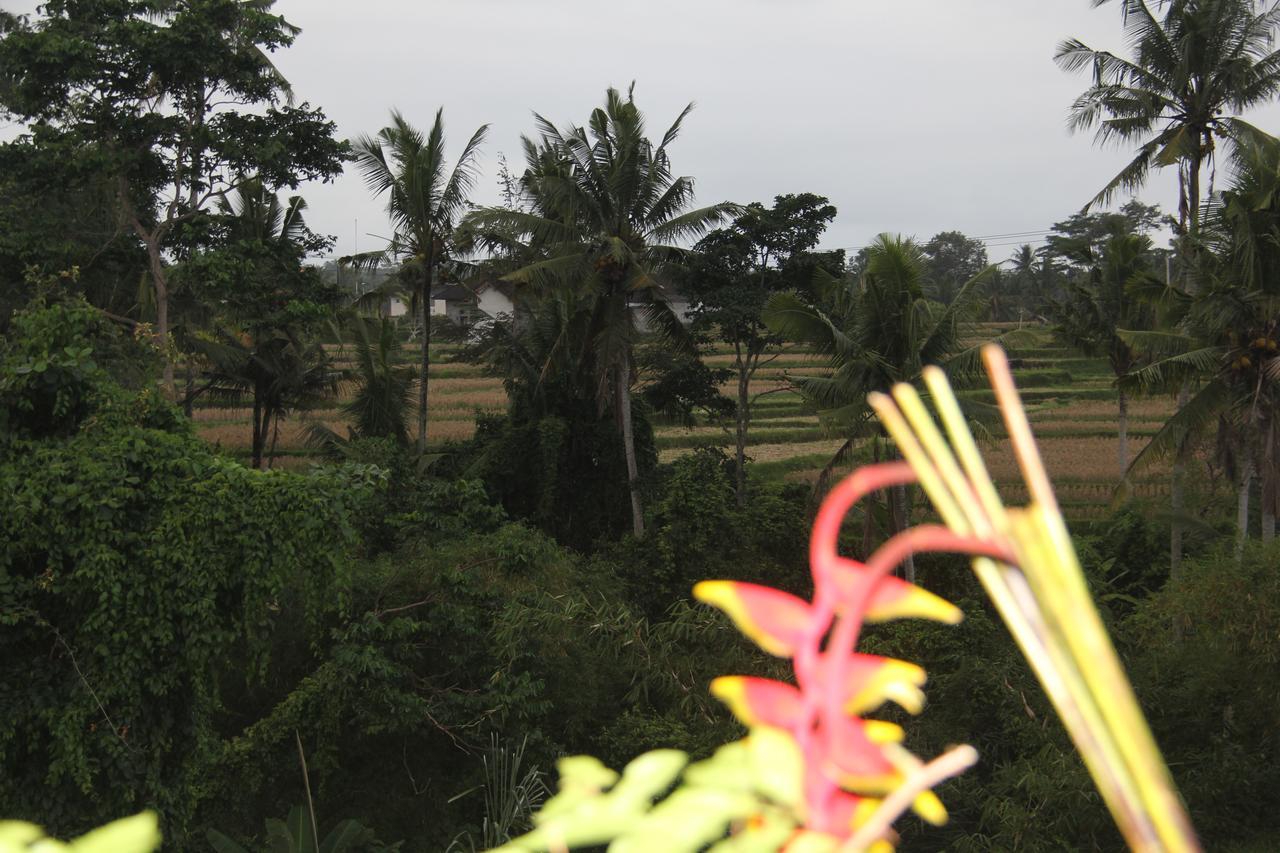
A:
[711,677,803,730]
[821,714,904,796]
[711,676,910,749]
[819,557,962,625]
[693,581,812,657]
[712,655,925,730]
[824,654,927,716]
[822,789,881,835]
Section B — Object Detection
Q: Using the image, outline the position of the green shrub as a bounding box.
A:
[0,302,377,843]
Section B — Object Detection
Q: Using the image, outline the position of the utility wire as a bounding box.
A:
[840,228,1056,255]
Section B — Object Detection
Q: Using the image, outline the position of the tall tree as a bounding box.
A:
[921,230,988,304]
[1052,231,1161,475]
[1006,243,1057,322]
[466,85,736,538]
[347,109,488,452]
[182,178,341,467]
[683,193,840,506]
[764,234,996,580]
[0,0,348,392]
[462,290,656,548]
[1056,0,1280,234]
[1123,134,1280,554]
[0,135,146,325]
[1059,0,1280,571]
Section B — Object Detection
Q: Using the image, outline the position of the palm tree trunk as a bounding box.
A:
[1236,458,1254,563]
[417,263,432,453]
[267,416,281,469]
[1264,424,1276,544]
[618,360,645,539]
[734,344,750,508]
[1117,388,1129,477]
[146,240,176,397]
[862,439,881,560]
[892,483,916,585]
[1170,383,1189,580]
[1188,149,1202,240]
[251,391,264,470]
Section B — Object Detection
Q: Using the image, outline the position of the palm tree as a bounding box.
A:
[1052,231,1161,475]
[348,109,488,452]
[1122,134,1280,555]
[460,291,655,547]
[196,326,337,468]
[1058,0,1280,571]
[1057,0,1280,235]
[763,234,996,580]
[338,315,415,443]
[465,86,736,538]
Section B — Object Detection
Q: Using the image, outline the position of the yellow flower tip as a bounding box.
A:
[887,658,926,687]
[880,681,927,716]
[912,790,948,826]
[867,841,896,853]
[708,675,740,698]
[842,658,928,716]
[870,585,964,626]
[692,579,724,603]
[851,796,882,828]
[864,720,906,744]
[708,676,751,721]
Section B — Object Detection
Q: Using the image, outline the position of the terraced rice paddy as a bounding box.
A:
[195,324,1177,520]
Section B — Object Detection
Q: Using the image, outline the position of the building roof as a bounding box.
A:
[467,277,517,300]
[430,284,476,303]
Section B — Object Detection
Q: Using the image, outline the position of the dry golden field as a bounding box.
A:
[195,328,1171,519]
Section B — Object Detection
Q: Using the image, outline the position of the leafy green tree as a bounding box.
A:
[466,86,736,537]
[634,340,734,429]
[1052,232,1161,475]
[683,193,840,505]
[764,234,995,580]
[1056,0,1280,235]
[0,136,146,326]
[0,300,373,843]
[1043,200,1168,270]
[921,230,988,305]
[460,292,656,550]
[0,0,347,390]
[181,179,342,468]
[346,109,488,453]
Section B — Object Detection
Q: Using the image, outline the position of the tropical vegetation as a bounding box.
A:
[3,0,1280,850]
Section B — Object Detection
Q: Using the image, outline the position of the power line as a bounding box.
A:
[840,228,1056,255]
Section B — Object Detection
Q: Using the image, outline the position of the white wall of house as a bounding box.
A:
[476,287,515,319]
[387,296,408,318]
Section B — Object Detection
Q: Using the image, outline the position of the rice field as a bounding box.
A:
[195,324,1181,520]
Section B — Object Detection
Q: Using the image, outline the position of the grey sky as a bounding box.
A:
[11,1,1280,262]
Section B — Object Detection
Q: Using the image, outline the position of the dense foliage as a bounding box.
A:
[4,1,1280,849]
[0,303,376,843]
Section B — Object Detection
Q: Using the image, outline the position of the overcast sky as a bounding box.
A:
[10,1,1280,263]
